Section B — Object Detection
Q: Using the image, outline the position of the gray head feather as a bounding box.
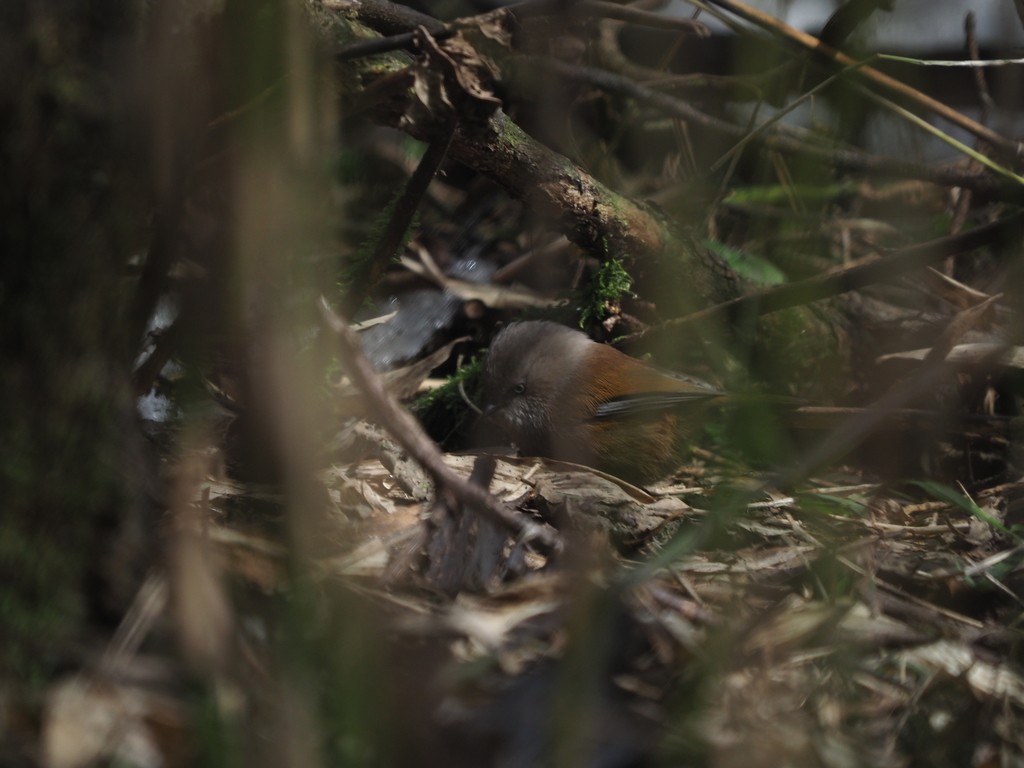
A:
[481,321,590,453]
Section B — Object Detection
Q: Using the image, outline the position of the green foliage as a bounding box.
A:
[410,358,484,449]
[579,257,635,328]
[703,239,787,286]
[287,574,396,767]
[0,517,86,679]
[191,687,240,768]
[703,400,796,469]
[723,183,857,207]
[912,481,1024,543]
[797,493,869,519]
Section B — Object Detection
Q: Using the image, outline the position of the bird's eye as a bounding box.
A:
[512,382,526,395]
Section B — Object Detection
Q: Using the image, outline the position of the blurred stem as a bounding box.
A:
[356,132,454,296]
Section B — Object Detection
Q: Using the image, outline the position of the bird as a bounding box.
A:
[479,320,729,484]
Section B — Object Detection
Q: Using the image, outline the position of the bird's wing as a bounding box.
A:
[591,390,723,419]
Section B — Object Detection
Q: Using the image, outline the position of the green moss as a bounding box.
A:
[410,358,483,450]
[579,257,635,328]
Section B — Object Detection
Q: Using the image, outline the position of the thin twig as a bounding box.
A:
[336,0,708,63]
[710,58,871,172]
[318,297,562,555]
[401,246,561,309]
[571,0,710,34]
[772,301,1009,489]
[336,29,434,62]
[859,91,1024,186]
[963,14,995,126]
[362,132,455,292]
[525,57,1024,200]
[625,212,1024,340]
[700,0,1023,159]
[344,0,446,35]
